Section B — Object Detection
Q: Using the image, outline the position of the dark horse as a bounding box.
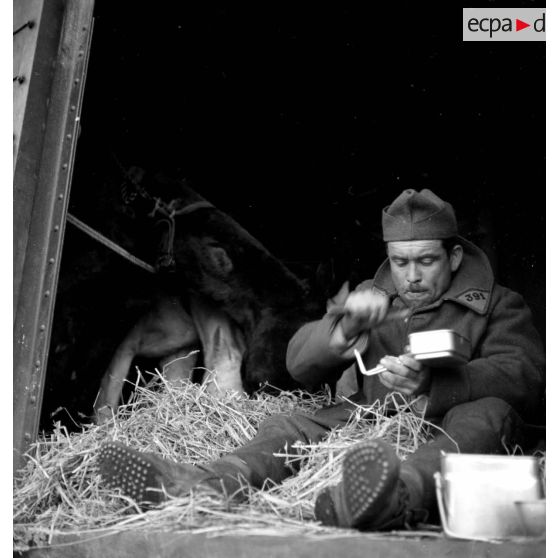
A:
[125,170,325,391]
[85,166,331,421]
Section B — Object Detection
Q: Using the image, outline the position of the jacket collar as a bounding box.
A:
[372,237,494,315]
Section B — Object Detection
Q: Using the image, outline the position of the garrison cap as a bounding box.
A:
[382,189,458,241]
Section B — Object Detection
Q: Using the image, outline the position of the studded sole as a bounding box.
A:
[342,439,400,528]
[98,441,168,505]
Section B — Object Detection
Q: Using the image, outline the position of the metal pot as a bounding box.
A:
[435,452,543,539]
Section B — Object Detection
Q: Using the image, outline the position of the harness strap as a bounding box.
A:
[155,217,176,269]
[171,200,214,216]
[153,200,215,270]
[152,199,215,219]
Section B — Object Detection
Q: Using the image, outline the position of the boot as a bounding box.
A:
[314,439,426,530]
[97,441,223,508]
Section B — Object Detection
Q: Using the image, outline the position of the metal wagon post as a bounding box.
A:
[13,0,95,472]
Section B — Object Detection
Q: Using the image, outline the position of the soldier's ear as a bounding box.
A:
[449,244,463,273]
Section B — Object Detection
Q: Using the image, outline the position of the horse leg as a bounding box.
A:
[189,294,245,397]
[94,340,137,423]
[94,295,199,423]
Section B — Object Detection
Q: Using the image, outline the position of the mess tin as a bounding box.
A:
[408,329,471,367]
[435,453,544,539]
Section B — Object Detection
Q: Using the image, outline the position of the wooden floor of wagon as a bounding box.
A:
[15,530,546,558]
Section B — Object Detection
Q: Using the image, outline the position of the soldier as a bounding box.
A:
[98,189,544,530]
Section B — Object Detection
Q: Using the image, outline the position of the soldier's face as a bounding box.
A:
[387,240,463,309]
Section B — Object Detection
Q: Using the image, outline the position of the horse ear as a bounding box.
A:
[208,245,234,277]
[127,166,146,184]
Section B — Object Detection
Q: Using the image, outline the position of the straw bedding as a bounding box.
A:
[12,369,454,551]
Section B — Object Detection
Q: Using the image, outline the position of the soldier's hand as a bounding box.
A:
[378,354,431,396]
[340,290,390,340]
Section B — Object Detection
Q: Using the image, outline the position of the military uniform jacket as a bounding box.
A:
[286,239,545,421]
